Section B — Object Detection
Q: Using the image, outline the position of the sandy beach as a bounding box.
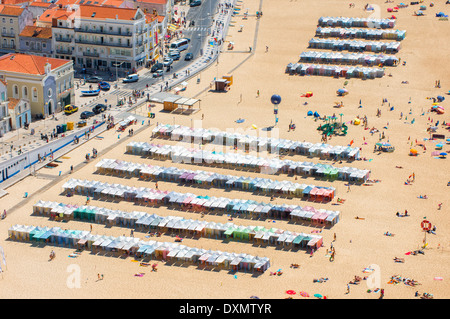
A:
[1,0,449,300]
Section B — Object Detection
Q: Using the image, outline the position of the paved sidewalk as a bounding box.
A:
[0,0,238,190]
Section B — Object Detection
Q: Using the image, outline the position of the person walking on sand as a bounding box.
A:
[257,90,260,97]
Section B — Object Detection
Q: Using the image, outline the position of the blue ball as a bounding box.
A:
[271,94,281,105]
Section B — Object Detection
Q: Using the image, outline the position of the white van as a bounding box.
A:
[170,38,190,51]
[123,74,139,83]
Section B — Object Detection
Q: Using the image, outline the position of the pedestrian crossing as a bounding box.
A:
[184,27,209,32]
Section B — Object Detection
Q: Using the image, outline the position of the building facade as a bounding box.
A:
[0,4,33,54]
[0,79,11,136]
[7,97,31,130]
[19,25,53,57]
[46,5,149,74]
[0,53,74,117]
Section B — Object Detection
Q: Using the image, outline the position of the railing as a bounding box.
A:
[1,44,15,49]
[55,37,72,43]
[56,48,73,54]
[83,51,100,57]
[75,38,132,48]
[1,32,15,38]
[74,28,133,37]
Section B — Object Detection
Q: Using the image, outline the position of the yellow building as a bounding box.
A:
[0,53,74,117]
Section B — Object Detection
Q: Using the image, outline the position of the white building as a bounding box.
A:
[41,4,151,74]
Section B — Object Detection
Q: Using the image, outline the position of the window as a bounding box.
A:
[43,43,46,48]
[47,88,52,98]
[2,18,5,23]
[10,19,13,24]
[32,87,38,102]
[22,86,28,99]
[13,85,19,98]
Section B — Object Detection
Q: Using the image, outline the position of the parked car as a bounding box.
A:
[123,74,139,83]
[80,111,95,119]
[92,104,107,114]
[153,70,164,78]
[190,0,202,7]
[184,52,194,61]
[163,57,173,67]
[151,62,163,72]
[64,105,78,115]
[98,81,110,91]
[86,76,103,83]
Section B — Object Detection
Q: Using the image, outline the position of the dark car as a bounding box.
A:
[184,53,194,61]
[92,104,107,114]
[151,62,163,73]
[86,76,103,83]
[190,0,201,7]
[80,111,95,119]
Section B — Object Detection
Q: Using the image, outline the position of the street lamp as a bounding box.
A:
[114,60,125,105]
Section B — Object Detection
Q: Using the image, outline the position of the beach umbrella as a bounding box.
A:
[314,293,323,298]
[299,291,310,297]
[286,290,296,295]
[410,149,418,155]
[439,152,447,157]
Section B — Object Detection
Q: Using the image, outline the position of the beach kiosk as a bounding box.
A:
[214,79,230,92]
[163,96,181,112]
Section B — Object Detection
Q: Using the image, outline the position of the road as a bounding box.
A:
[122,0,220,91]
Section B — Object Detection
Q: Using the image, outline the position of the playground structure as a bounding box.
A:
[317,114,348,137]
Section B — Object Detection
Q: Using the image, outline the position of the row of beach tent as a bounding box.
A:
[93,158,345,199]
[150,124,361,161]
[8,224,271,273]
[63,174,341,211]
[286,62,385,79]
[125,142,370,182]
[315,27,406,41]
[298,51,399,67]
[31,201,327,248]
[308,38,401,54]
[318,17,396,29]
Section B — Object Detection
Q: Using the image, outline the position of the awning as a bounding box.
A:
[168,24,179,31]
[77,239,87,245]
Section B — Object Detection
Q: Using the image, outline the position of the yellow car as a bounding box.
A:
[64,105,78,115]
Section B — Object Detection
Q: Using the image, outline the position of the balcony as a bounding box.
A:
[56,48,73,55]
[75,38,132,48]
[1,32,15,38]
[55,37,72,43]
[1,44,15,49]
[74,28,132,37]
[83,51,99,57]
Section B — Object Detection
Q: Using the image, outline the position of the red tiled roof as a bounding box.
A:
[136,0,167,4]
[0,0,27,6]
[38,7,75,22]
[0,4,24,16]
[79,5,138,20]
[19,25,52,38]
[0,53,71,76]
[7,97,20,110]
[29,1,55,7]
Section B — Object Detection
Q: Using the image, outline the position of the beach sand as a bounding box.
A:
[0,0,449,299]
